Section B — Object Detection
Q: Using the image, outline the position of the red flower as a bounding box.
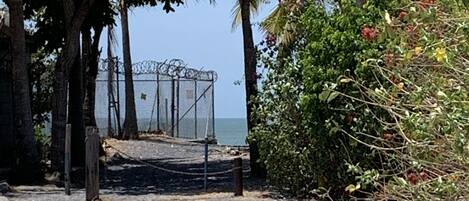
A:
[345,113,355,125]
[419,171,430,181]
[383,133,393,141]
[399,11,407,21]
[405,25,415,33]
[384,53,395,66]
[419,0,437,10]
[265,34,277,47]
[407,172,418,185]
[361,26,378,41]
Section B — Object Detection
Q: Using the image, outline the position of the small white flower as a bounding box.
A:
[374,88,382,94]
[385,11,392,25]
[410,7,416,12]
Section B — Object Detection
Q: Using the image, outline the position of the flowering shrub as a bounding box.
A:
[252,0,468,199]
[359,1,469,199]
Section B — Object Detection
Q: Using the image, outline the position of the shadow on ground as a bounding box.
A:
[102,156,272,197]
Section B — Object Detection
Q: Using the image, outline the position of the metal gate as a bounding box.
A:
[95,59,217,141]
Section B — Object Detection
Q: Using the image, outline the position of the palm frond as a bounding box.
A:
[280,20,297,45]
[108,25,118,55]
[260,5,287,37]
[261,1,300,46]
[231,2,242,31]
[193,0,217,5]
[231,0,266,31]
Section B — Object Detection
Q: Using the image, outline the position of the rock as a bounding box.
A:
[0,182,11,194]
[45,171,61,183]
[229,150,240,156]
[0,196,8,201]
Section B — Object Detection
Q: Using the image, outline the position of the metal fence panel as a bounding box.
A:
[95,59,216,141]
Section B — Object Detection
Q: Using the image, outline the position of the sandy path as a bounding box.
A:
[4,135,283,201]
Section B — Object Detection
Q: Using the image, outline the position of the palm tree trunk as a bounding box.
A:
[51,60,68,172]
[68,47,85,167]
[240,0,265,178]
[107,25,116,138]
[120,1,138,140]
[84,26,103,128]
[9,0,41,182]
[51,0,96,172]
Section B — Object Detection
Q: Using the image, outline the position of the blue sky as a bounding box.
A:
[105,1,276,118]
[0,0,276,118]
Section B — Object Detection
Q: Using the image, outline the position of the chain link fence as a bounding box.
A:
[96,58,217,141]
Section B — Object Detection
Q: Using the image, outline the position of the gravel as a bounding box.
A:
[4,135,282,201]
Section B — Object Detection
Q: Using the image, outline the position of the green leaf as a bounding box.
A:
[327,92,339,103]
[345,183,360,193]
[319,90,339,103]
[319,90,331,102]
[345,184,355,193]
[340,78,353,83]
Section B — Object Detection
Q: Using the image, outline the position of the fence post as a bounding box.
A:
[107,57,114,138]
[171,78,175,137]
[211,79,215,139]
[156,73,160,131]
[194,79,197,139]
[165,98,169,131]
[107,67,112,137]
[204,136,208,191]
[86,127,99,201]
[115,57,122,138]
[64,124,71,195]
[233,157,243,196]
[176,75,180,138]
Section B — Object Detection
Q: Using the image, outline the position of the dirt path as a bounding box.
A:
[4,135,283,201]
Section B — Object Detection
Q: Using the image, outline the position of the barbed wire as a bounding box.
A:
[98,58,218,81]
[106,142,249,176]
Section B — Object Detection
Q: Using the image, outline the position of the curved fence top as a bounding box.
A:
[99,58,218,81]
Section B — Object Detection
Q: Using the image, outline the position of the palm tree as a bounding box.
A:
[232,0,266,177]
[51,0,96,173]
[8,0,41,182]
[261,0,304,68]
[232,0,306,177]
[116,0,215,140]
[119,0,139,140]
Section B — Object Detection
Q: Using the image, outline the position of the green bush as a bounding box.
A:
[34,124,51,164]
[252,0,468,199]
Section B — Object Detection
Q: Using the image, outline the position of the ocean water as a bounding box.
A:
[95,117,248,145]
[42,117,248,146]
[215,118,248,146]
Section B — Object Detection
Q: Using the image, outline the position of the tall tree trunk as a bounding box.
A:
[9,0,41,182]
[107,25,116,138]
[51,0,95,172]
[68,48,85,167]
[120,1,138,140]
[51,60,68,172]
[240,0,265,177]
[84,26,103,128]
